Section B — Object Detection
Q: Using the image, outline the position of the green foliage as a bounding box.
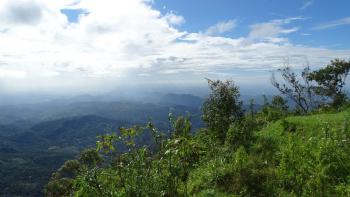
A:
[259,95,289,122]
[276,126,350,196]
[258,110,350,196]
[271,65,315,113]
[280,119,297,133]
[48,109,350,197]
[45,160,81,196]
[47,115,204,196]
[272,59,350,112]
[308,59,350,107]
[0,101,204,196]
[225,118,256,150]
[46,74,350,197]
[188,146,273,196]
[202,79,243,142]
[79,148,104,167]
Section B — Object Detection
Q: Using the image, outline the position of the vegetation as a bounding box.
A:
[0,101,203,196]
[271,64,317,113]
[272,59,350,113]
[202,79,242,143]
[308,59,350,107]
[45,59,350,197]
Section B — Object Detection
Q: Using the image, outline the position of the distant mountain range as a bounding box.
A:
[0,93,206,196]
[0,92,271,196]
[0,115,125,196]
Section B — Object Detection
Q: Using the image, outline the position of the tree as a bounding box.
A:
[271,65,315,113]
[271,95,289,112]
[45,160,82,196]
[45,149,103,197]
[260,95,289,122]
[202,79,242,142]
[308,59,350,107]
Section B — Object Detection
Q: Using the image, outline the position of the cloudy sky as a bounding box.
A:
[0,0,350,93]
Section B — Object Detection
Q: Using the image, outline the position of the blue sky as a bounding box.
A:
[60,0,350,49]
[0,0,350,94]
[152,0,350,49]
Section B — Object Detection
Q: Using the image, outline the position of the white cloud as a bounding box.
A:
[0,1,349,92]
[205,20,237,36]
[248,17,303,41]
[0,68,27,78]
[163,13,185,26]
[313,17,350,30]
[249,23,298,40]
[300,0,313,10]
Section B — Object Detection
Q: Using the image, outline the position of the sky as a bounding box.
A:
[0,0,350,94]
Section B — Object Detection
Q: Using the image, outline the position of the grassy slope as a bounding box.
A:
[259,109,350,140]
[188,109,350,196]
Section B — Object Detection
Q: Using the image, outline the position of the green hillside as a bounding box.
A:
[182,109,350,196]
[257,109,350,154]
[46,93,350,196]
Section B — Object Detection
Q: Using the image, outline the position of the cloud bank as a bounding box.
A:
[0,0,349,93]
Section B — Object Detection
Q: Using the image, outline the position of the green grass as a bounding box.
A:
[259,108,350,140]
[47,108,350,196]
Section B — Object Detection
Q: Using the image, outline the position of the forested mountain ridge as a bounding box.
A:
[0,115,124,196]
[0,98,203,196]
[0,98,202,125]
